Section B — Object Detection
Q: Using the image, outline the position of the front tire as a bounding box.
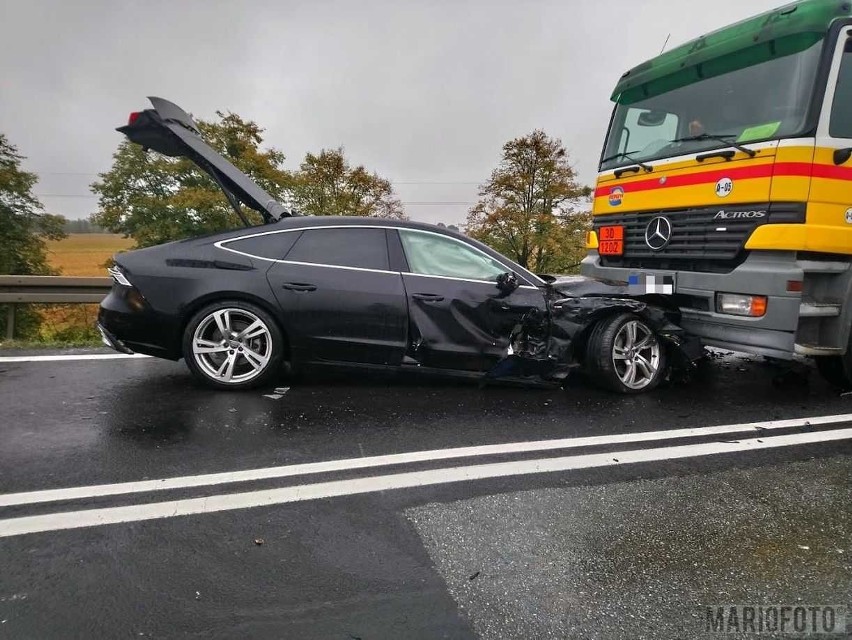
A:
[585,312,667,394]
[815,331,852,390]
[182,301,284,390]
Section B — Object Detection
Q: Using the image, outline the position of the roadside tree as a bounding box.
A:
[291,148,405,219]
[0,134,66,338]
[466,130,591,274]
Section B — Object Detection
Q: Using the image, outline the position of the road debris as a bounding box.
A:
[264,387,290,400]
[254,538,264,546]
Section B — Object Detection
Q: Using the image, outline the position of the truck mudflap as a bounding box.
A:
[485,276,703,384]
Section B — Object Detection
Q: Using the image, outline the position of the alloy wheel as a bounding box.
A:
[611,320,662,390]
[191,308,273,384]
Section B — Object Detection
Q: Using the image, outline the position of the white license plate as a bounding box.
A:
[627,272,675,295]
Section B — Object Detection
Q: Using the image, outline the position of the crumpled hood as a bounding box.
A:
[549,274,653,301]
[485,275,701,385]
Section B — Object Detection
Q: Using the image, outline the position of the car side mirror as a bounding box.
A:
[496,272,520,295]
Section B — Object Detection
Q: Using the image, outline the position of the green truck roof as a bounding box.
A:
[612,0,852,104]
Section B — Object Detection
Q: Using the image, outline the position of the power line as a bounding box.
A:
[39,172,482,186]
[35,193,477,206]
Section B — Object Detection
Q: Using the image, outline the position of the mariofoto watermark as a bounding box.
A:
[705,605,847,636]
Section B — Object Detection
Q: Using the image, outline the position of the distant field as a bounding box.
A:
[46,233,135,276]
[32,234,135,344]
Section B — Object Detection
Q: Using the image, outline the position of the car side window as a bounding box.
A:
[398,230,507,281]
[285,228,389,271]
[226,231,302,260]
[829,38,852,139]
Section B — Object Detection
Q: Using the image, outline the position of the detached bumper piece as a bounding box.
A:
[97,322,135,355]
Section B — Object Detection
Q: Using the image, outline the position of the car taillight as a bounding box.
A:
[108,265,132,287]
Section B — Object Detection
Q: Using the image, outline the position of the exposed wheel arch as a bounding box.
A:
[570,306,642,365]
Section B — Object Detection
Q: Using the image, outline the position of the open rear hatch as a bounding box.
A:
[118,97,293,224]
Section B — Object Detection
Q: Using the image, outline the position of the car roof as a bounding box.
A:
[273,215,458,234]
[260,215,479,244]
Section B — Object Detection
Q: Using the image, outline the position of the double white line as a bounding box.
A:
[1,413,851,538]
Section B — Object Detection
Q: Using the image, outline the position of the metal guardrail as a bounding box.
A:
[0,275,112,340]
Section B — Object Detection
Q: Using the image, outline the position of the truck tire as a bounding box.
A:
[815,332,852,390]
[585,312,667,394]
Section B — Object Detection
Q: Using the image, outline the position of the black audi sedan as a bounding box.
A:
[98,98,698,393]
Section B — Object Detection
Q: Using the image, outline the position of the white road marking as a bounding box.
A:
[1,414,849,507]
[1,426,851,538]
[0,353,149,363]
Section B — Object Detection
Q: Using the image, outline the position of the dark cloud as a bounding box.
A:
[0,0,781,224]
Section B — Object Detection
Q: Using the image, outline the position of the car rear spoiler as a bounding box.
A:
[117,97,294,223]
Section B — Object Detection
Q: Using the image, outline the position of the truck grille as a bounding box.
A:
[595,203,805,274]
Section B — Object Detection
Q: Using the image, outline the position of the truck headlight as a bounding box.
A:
[716,293,767,317]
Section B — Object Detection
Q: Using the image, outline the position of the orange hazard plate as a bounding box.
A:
[598,225,624,256]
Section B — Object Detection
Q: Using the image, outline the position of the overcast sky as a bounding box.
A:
[1,0,781,225]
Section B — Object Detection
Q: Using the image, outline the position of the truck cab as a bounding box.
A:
[582,0,852,387]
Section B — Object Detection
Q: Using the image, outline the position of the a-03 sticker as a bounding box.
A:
[609,186,625,207]
[715,177,733,198]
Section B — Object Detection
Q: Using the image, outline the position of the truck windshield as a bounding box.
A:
[600,38,824,171]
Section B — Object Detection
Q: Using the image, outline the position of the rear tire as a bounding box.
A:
[585,312,667,394]
[182,300,284,390]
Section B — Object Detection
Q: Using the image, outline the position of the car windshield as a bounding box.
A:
[600,37,824,171]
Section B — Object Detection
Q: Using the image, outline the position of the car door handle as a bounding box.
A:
[282,282,317,292]
[412,293,445,302]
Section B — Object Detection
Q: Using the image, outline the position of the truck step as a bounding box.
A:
[794,343,845,356]
[799,302,841,318]
[798,260,851,274]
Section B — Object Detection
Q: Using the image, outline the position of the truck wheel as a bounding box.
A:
[815,334,852,390]
[586,312,667,394]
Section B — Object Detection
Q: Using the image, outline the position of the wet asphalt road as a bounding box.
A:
[0,350,851,639]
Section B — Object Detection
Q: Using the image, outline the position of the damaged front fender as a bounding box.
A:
[486,275,702,385]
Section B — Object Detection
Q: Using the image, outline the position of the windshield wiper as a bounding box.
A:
[671,133,757,158]
[600,151,653,174]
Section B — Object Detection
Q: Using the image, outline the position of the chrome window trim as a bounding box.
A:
[215,224,544,287]
[400,271,540,289]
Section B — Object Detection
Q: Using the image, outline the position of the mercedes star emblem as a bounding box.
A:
[644,216,673,251]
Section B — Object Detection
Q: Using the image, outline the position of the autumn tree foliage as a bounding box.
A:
[466,130,592,274]
[291,148,405,219]
[0,134,66,275]
[0,134,67,338]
